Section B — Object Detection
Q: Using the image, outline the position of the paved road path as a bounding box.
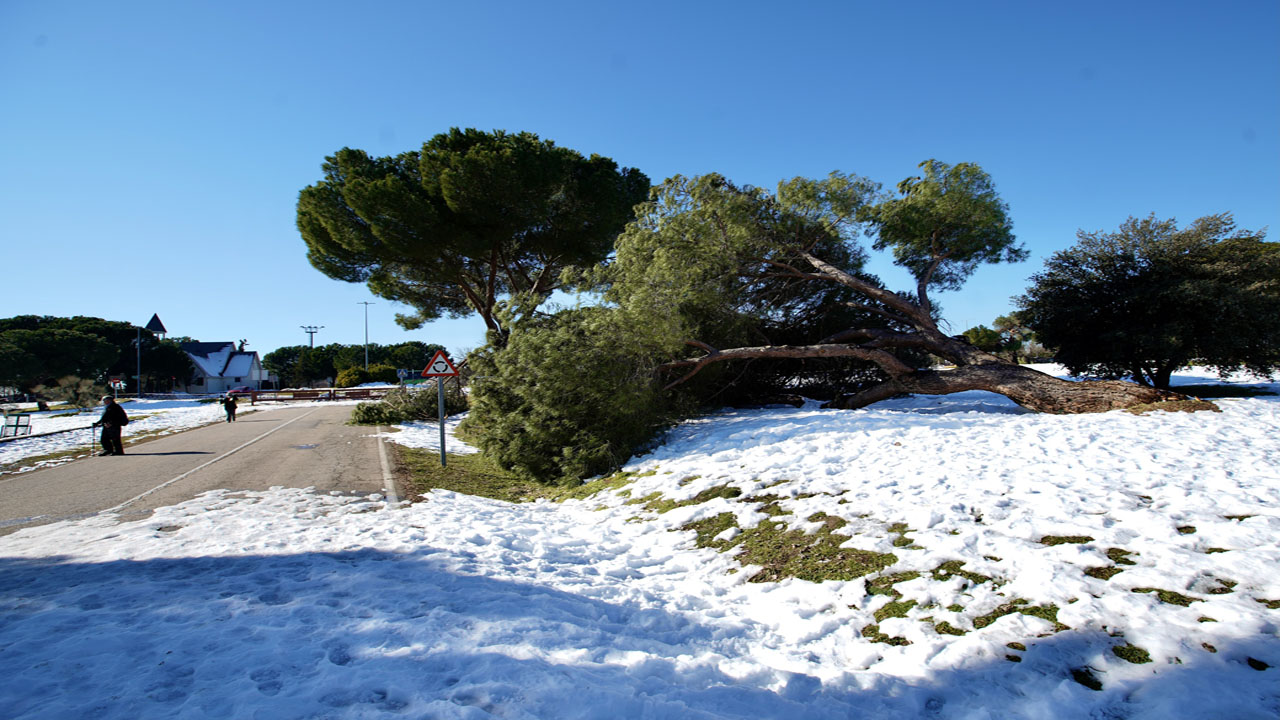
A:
[0,404,398,536]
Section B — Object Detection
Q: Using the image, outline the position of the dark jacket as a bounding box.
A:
[98,402,128,428]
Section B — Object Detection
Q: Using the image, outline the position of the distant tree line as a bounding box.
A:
[262,341,446,388]
[0,315,195,394]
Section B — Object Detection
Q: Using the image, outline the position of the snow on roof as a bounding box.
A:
[181,342,258,379]
[183,342,233,378]
[222,353,256,377]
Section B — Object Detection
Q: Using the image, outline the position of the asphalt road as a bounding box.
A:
[0,404,398,536]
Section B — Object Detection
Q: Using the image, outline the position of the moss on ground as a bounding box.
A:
[887,522,919,548]
[1132,587,1200,607]
[932,560,993,586]
[874,598,917,623]
[1040,535,1094,546]
[1085,548,1138,580]
[682,512,739,550]
[1112,643,1152,664]
[972,600,1068,632]
[646,484,742,513]
[860,624,911,646]
[739,514,898,584]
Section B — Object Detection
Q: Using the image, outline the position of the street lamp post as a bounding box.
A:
[358,302,375,369]
[301,325,324,348]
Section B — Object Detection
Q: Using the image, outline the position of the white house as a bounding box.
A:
[181,342,268,394]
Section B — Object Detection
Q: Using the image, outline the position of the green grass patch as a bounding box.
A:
[1207,579,1237,595]
[1224,514,1254,521]
[1084,566,1123,580]
[644,484,743,513]
[860,624,911,646]
[1112,643,1152,664]
[867,571,921,597]
[1107,548,1138,565]
[740,514,898,584]
[1256,598,1280,610]
[1040,535,1095,546]
[681,504,897,584]
[874,598,917,623]
[397,447,568,503]
[554,469,654,502]
[972,600,1068,631]
[1205,548,1230,554]
[1132,587,1200,607]
[1085,548,1137,580]
[932,620,967,636]
[887,522,918,548]
[1176,525,1196,535]
[1006,642,1027,651]
[932,560,993,586]
[682,512,739,551]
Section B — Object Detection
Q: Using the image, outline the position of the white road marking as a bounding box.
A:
[375,425,399,503]
[102,408,321,514]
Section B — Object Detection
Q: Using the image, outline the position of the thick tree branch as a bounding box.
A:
[799,251,927,326]
[817,327,938,350]
[660,341,915,390]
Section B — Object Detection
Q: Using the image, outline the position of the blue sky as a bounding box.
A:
[2,0,1276,361]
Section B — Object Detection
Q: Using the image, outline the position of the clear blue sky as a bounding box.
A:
[3,0,1276,360]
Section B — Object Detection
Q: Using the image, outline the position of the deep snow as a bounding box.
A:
[0,368,1277,719]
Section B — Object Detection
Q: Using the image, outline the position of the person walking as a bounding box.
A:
[92,395,128,456]
[221,393,238,422]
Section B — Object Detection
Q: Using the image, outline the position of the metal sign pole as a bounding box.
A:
[438,377,447,468]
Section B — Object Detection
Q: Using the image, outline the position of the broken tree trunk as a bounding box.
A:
[824,362,1180,414]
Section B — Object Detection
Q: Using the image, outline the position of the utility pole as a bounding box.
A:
[357,301,375,369]
[301,325,324,348]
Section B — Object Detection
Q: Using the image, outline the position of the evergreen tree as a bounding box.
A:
[297,129,649,342]
[1018,213,1279,388]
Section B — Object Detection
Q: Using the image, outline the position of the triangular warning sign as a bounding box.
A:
[421,350,459,377]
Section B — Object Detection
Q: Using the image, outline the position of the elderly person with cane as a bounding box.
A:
[91,395,129,456]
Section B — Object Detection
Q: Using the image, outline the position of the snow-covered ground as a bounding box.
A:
[1,367,1277,719]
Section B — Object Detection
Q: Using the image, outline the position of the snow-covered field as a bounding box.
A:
[1,367,1277,719]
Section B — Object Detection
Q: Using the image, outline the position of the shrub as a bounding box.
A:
[33,376,107,410]
[462,307,679,485]
[350,384,467,424]
[367,364,401,385]
[335,367,370,388]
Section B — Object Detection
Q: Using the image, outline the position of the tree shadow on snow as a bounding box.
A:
[0,551,1274,720]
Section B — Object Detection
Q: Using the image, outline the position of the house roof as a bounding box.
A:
[182,342,259,379]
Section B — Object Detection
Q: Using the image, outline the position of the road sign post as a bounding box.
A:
[420,350,460,467]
